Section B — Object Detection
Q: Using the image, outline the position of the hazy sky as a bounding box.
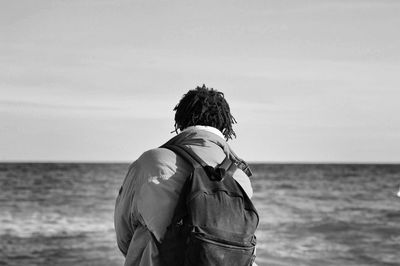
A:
[1,0,399,162]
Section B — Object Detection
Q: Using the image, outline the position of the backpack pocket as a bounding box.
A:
[184,233,256,266]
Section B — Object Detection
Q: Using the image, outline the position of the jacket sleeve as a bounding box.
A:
[115,148,191,265]
[124,225,162,266]
[114,162,140,256]
[136,148,191,242]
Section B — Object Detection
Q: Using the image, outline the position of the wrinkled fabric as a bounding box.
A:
[124,226,162,266]
[114,127,254,266]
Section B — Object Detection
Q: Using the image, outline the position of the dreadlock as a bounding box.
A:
[173,85,237,140]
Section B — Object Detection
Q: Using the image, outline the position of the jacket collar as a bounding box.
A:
[164,126,252,177]
[182,125,225,140]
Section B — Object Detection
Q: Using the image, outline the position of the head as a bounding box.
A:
[173,84,237,140]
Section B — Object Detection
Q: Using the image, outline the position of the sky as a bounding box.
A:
[1,0,399,163]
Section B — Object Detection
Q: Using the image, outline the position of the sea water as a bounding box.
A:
[0,163,399,266]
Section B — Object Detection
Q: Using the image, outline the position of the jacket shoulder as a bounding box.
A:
[137,146,179,164]
[134,147,191,182]
[138,147,176,165]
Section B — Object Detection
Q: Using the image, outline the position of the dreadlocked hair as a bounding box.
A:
[173,84,237,140]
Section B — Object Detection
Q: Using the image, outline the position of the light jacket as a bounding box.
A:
[114,126,254,266]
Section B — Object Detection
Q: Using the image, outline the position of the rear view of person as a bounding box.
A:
[114,85,258,265]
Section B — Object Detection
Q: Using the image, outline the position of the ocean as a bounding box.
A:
[0,163,399,266]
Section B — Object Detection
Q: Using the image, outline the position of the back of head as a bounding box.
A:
[173,85,237,140]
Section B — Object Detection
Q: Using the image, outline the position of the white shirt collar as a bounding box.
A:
[183,125,225,140]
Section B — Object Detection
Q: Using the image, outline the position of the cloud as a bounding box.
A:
[0,97,174,119]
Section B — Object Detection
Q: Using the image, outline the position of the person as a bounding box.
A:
[114,85,256,265]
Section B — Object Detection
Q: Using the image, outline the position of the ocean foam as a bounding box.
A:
[0,211,114,238]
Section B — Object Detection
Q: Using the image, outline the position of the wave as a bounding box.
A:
[0,211,114,238]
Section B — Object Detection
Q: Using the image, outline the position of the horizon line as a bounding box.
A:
[1,160,399,165]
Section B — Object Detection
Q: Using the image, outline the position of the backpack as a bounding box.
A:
[159,144,259,266]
